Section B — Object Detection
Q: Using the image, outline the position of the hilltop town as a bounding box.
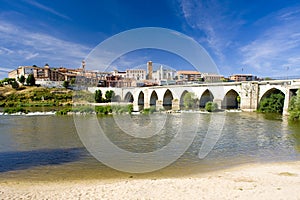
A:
[6,61,258,88]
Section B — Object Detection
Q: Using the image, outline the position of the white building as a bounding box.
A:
[152,65,176,81]
[126,69,146,80]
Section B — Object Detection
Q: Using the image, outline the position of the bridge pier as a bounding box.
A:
[240,82,259,112]
[213,99,222,110]
[172,99,180,111]
[283,89,292,115]
[156,100,163,111]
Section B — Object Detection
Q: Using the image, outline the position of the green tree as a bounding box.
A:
[70,78,76,85]
[183,92,198,109]
[105,90,114,102]
[11,81,19,89]
[95,90,102,103]
[289,89,300,121]
[258,93,285,113]
[26,74,35,86]
[205,101,218,112]
[63,80,69,89]
[18,75,25,84]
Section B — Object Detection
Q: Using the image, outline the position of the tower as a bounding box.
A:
[147,61,153,80]
[82,60,86,71]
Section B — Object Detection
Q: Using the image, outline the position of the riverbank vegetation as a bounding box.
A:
[55,104,133,115]
[0,85,73,108]
[289,89,300,121]
[257,93,285,113]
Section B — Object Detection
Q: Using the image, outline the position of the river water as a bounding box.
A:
[0,112,299,181]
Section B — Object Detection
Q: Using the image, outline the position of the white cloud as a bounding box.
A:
[24,0,71,20]
[0,20,91,69]
[179,0,244,62]
[240,6,300,76]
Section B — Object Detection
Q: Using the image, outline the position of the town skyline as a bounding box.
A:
[1,1,300,79]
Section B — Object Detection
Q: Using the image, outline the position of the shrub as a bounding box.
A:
[258,93,284,113]
[289,89,300,121]
[205,101,218,112]
[95,90,102,103]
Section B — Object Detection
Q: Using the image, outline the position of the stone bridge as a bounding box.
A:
[88,79,300,115]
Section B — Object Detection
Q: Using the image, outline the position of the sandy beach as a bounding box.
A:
[1,161,300,200]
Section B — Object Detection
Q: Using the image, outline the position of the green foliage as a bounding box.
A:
[4,107,29,114]
[289,89,300,121]
[95,90,102,103]
[258,93,285,113]
[183,92,198,109]
[70,78,76,85]
[63,80,69,89]
[11,81,19,89]
[105,90,114,102]
[95,105,112,114]
[19,75,25,84]
[205,101,218,112]
[26,74,35,86]
[1,78,15,84]
[56,107,72,115]
[143,106,156,114]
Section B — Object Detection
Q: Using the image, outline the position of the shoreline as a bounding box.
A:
[1,160,299,199]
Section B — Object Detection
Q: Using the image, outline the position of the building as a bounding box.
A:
[177,70,201,81]
[152,65,176,81]
[8,65,65,81]
[112,70,127,79]
[126,69,146,80]
[147,61,153,80]
[201,73,224,82]
[229,74,257,82]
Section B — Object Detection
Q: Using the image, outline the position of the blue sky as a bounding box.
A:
[1,0,300,79]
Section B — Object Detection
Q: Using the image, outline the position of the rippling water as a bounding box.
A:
[0,112,299,181]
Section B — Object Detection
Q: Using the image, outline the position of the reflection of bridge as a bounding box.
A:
[89,79,300,115]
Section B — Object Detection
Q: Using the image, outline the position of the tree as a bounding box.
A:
[289,89,300,121]
[18,75,25,84]
[70,78,76,85]
[26,74,35,86]
[11,81,19,89]
[258,93,285,113]
[105,90,114,102]
[183,92,198,109]
[63,80,69,89]
[95,90,102,103]
[205,101,218,112]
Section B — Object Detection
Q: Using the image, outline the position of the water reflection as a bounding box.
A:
[288,121,300,152]
[0,148,85,173]
[0,112,300,180]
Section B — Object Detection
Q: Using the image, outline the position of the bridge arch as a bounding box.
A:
[258,88,285,112]
[112,95,121,102]
[138,91,144,111]
[199,89,214,108]
[124,92,134,103]
[163,89,173,110]
[179,90,189,109]
[222,89,240,109]
[150,90,158,107]
[259,87,286,103]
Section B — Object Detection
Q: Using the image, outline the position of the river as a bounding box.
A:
[0,112,299,181]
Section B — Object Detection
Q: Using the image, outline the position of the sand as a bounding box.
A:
[1,161,300,200]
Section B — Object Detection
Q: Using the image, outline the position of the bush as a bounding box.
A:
[95,90,102,103]
[26,74,35,86]
[289,89,300,121]
[143,106,156,114]
[205,101,218,112]
[183,92,198,109]
[258,93,284,113]
[3,107,29,114]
